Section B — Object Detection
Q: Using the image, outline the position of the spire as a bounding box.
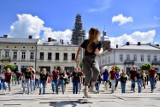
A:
[101,28,111,51]
[71,14,85,45]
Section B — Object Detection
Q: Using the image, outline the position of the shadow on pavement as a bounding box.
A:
[48,99,92,107]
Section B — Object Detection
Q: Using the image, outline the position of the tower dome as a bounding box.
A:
[101,29,111,51]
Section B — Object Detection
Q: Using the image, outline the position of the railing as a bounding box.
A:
[152,60,160,65]
[124,60,134,65]
[0,57,11,62]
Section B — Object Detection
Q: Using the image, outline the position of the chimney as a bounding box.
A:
[48,37,52,42]
[3,35,8,38]
[116,44,118,48]
[126,42,130,45]
[137,42,141,45]
[29,35,32,39]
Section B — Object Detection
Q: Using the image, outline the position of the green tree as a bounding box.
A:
[141,64,151,71]
[115,65,120,71]
[3,64,15,71]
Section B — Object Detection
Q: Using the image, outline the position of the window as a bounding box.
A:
[119,54,123,62]
[13,52,17,60]
[141,55,144,62]
[71,53,75,60]
[55,53,59,60]
[40,52,44,60]
[154,55,157,61]
[64,53,68,60]
[126,55,130,60]
[148,55,151,62]
[134,54,137,62]
[48,52,52,60]
[22,52,26,60]
[30,52,34,60]
[5,51,9,57]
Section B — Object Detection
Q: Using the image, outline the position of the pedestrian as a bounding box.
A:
[95,73,102,93]
[71,67,81,94]
[57,68,65,94]
[102,69,109,91]
[115,69,120,90]
[39,68,48,95]
[30,66,35,92]
[63,70,68,92]
[75,28,103,98]
[109,66,117,93]
[135,69,144,93]
[22,67,32,95]
[142,70,147,89]
[129,66,137,92]
[51,66,59,94]
[154,72,159,88]
[120,70,127,93]
[16,70,21,85]
[78,67,83,94]
[11,72,16,86]
[1,70,6,94]
[4,68,12,93]
[148,66,156,93]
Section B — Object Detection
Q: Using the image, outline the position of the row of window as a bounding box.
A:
[119,54,158,62]
[39,52,75,61]
[0,51,34,60]
[0,51,76,61]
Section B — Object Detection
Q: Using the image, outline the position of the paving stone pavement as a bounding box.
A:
[0,81,160,107]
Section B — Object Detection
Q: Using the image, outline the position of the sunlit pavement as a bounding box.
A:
[0,81,160,107]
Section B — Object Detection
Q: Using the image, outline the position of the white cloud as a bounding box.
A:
[110,30,156,48]
[88,0,111,13]
[9,14,72,44]
[10,14,44,38]
[42,27,72,43]
[112,14,133,25]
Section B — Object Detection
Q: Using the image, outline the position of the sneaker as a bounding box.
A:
[89,88,99,94]
[83,89,91,98]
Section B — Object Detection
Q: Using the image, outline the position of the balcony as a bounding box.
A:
[152,60,160,65]
[0,57,11,62]
[124,60,134,65]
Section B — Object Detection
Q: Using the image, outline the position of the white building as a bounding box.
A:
[37,38,79,72]
[0,35,39,72]
[0,36,79,73]
[97,42,160,74]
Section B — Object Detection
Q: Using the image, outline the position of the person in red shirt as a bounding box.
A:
[148,66,156,93]
[129,66,137,92]
[5,67,12,93]
[51,66,59,94]
[109,66,117,93]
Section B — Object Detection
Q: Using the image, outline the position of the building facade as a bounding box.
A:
[0,35,78,73]
[97,42,160,74]
[0,35,39,72]
[37,39,79,73]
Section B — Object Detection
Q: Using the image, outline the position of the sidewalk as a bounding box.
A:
[0,81,160,107]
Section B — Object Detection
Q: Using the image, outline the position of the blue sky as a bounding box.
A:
[0,0,160,47]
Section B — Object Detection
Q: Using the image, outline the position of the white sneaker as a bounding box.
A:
[89,88,99,94]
